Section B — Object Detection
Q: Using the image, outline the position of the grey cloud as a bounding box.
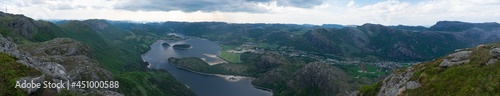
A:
[115,0,326,13]
[5,0,86,10]
[276,0,325,8]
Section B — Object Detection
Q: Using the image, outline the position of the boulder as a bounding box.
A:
[490,48,500,58]
[439,51,472,67]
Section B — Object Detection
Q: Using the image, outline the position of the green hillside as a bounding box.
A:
[359,43,500,96]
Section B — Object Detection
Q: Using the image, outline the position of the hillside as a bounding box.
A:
[0,34,122,95]
[0,12,194,96]
[359,43,500,96]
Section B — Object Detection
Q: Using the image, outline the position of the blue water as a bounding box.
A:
[141,34,272,96]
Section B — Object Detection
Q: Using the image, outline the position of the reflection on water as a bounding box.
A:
[141,34,272,96]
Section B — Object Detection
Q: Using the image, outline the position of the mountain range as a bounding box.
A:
[1,11,499,96]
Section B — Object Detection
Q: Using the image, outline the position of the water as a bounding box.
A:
[141,34,272,96]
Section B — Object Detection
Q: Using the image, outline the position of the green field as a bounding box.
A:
[219,51,241,63]
[219,45,242,63]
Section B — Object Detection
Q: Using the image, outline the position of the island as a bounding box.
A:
[172,44,192,50]
[162,43,171,47]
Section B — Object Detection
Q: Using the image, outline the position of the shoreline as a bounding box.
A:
[167,61,274,94]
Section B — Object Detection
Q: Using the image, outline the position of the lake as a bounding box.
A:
[141,34,272,96]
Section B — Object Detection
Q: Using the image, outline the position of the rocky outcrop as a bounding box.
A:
[366,44,500,96]
[20,37,118,95]
[0,34,68,94]
[287,62,350,96]
[487,48,500,65]
[0,34,121,95]
[376,67,420,96]
[439,51,472,67]
[16,75,45,94]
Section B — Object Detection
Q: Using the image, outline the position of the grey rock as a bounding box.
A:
[490,48,500,58]
[439,51,472,67]
[377,67,417,96]
[484,48,500,65]
[405,81,421,90]
[487,58,497,65]
[17,75,45,94]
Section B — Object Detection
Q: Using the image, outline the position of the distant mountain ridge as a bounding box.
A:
[430,21,500,32]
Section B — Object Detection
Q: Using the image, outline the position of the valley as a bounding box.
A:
[1,11,500,96]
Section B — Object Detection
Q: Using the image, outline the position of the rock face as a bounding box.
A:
[0,34,122,95]
[287,62,350,96]
[0,35,69,90]
[439,51,472,67]
[17,75,45,94]
[487,48,500,65]
[376,67,420,96]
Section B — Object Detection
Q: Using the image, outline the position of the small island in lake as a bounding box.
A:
[173,44,192,50]
[162,43,171,47]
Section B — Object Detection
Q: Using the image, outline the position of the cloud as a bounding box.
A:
[114,0,326,13]
[3,0,500,26]
[347,0,355,7]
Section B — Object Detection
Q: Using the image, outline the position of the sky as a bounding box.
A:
[1,0,500,26]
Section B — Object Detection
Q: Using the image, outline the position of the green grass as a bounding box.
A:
[360,43,500,96]
[219,45,242,63]
[219,51,241,63]
[0,52,42,96]
[404,45,500,95]
[358,81,382,96]
[116,71,195,96]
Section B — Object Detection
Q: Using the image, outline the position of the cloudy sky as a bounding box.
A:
[2,0,500,26]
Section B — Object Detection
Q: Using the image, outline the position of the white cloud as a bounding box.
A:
[2,0,500,26]
[347,0,355,7]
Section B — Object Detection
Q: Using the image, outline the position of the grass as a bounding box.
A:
[358,81,382,96]
[360,43,500,96]
[219,51,241,63]
[404,45,500,95]
[0,52,42,96]
[219,45,242,63]
[116,71,195,96]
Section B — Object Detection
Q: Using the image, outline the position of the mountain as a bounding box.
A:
[358,43,500,96]
[429,21,500,32]
[300,23,499,61]
[0,34,121,95]
[0,12,194,96]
